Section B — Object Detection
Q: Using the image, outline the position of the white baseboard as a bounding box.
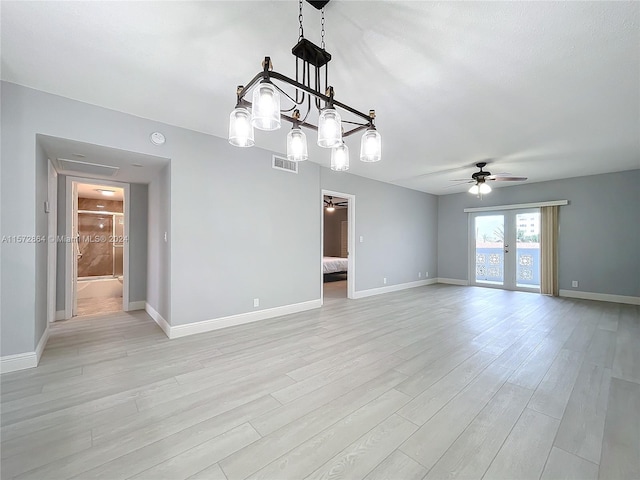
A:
[1,326,50,374]
[145,302,171,338]
[352,279,437,300]
[437,278,469,286]
[128,301,146,311]
[55,310,65,321]
[169,299,322,339]
[559,289,640,305]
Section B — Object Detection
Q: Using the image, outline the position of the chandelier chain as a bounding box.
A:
[298,0,304,41]
[321,7,325,49]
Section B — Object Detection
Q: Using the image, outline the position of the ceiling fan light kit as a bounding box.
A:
[228,0,381,171]
[324,195,347,212]
[458,162,527,197]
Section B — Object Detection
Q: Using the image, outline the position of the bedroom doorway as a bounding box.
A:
[321,190,355,302]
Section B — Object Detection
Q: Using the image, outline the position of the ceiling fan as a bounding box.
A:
[450,162,528,195]
[324,196,347,212]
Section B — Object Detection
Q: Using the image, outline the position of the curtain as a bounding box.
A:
[540,205,559,296]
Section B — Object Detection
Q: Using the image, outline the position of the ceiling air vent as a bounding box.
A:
[56,158,120,177]
[272,155,298,174]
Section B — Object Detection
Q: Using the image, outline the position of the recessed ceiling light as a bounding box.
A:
[132,163,144,167]
[96,189,115,197]
[72,153,86,158]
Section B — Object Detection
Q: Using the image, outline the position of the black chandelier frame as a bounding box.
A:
[233,37,377,138]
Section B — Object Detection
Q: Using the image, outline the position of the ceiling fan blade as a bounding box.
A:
[488,176,528,182]
[446,181,474,188]
[449,179,473,182]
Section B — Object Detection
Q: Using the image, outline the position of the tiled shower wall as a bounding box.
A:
[77,199,123,277]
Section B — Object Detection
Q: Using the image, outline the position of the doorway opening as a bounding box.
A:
[321,190,355,302]
[469,208,541,292]
[66,177,130,317]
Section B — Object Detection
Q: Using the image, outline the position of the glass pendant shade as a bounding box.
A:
[317,108,342,148]
[468,184,480,195]
[228,107,255,147]
[479,182,492,194]
[359,127,382,162]
[330,143,350,171]
[286,127,308,162]
[251,81,281,131]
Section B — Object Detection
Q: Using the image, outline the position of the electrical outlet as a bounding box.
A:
[383,277,387,285]
[571,281,578,288]
[418,272,422,278]
[253,298,260,307]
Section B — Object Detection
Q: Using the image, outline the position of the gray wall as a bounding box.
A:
[1,84,36,356]
[55,175,149,311]
[35,142,49,347]
[323,208,348,257]
[0,81,438,356]
[321,168,439,291]
[129,183,148,303]
[147,165,171,322]
[437,170,640,297]
[55,174,67,311]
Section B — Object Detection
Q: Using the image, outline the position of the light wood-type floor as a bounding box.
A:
[76,297,123,317]
[1,285,639,480]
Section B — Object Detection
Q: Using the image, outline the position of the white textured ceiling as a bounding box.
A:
[2,1,639,194]
[39,135,169,184]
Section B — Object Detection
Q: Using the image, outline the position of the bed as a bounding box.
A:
[323,256,348,274]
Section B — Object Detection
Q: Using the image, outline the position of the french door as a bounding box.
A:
[470,209,541,292]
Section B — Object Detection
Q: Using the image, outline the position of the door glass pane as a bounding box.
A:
[77,213,113,277]
[475,215,504,285]
[516,212,540,288]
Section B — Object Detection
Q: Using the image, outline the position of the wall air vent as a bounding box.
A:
[272,155,298,174]
[56,158,120,177]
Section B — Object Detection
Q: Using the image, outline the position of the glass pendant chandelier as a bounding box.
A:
[228,0,381,169]
[287,128,308,161]
[251,81,281,131]
[331,143,349,171]
[286,110,308,162]
[359,126,381,162]
[317,108,342,148]
[228,106,255,147]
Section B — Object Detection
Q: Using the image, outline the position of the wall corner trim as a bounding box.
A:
[352,278,437,299]
[145,302,171,338]
[559,289,640,305]
[1,326,50,374]
[169,299,322,339]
